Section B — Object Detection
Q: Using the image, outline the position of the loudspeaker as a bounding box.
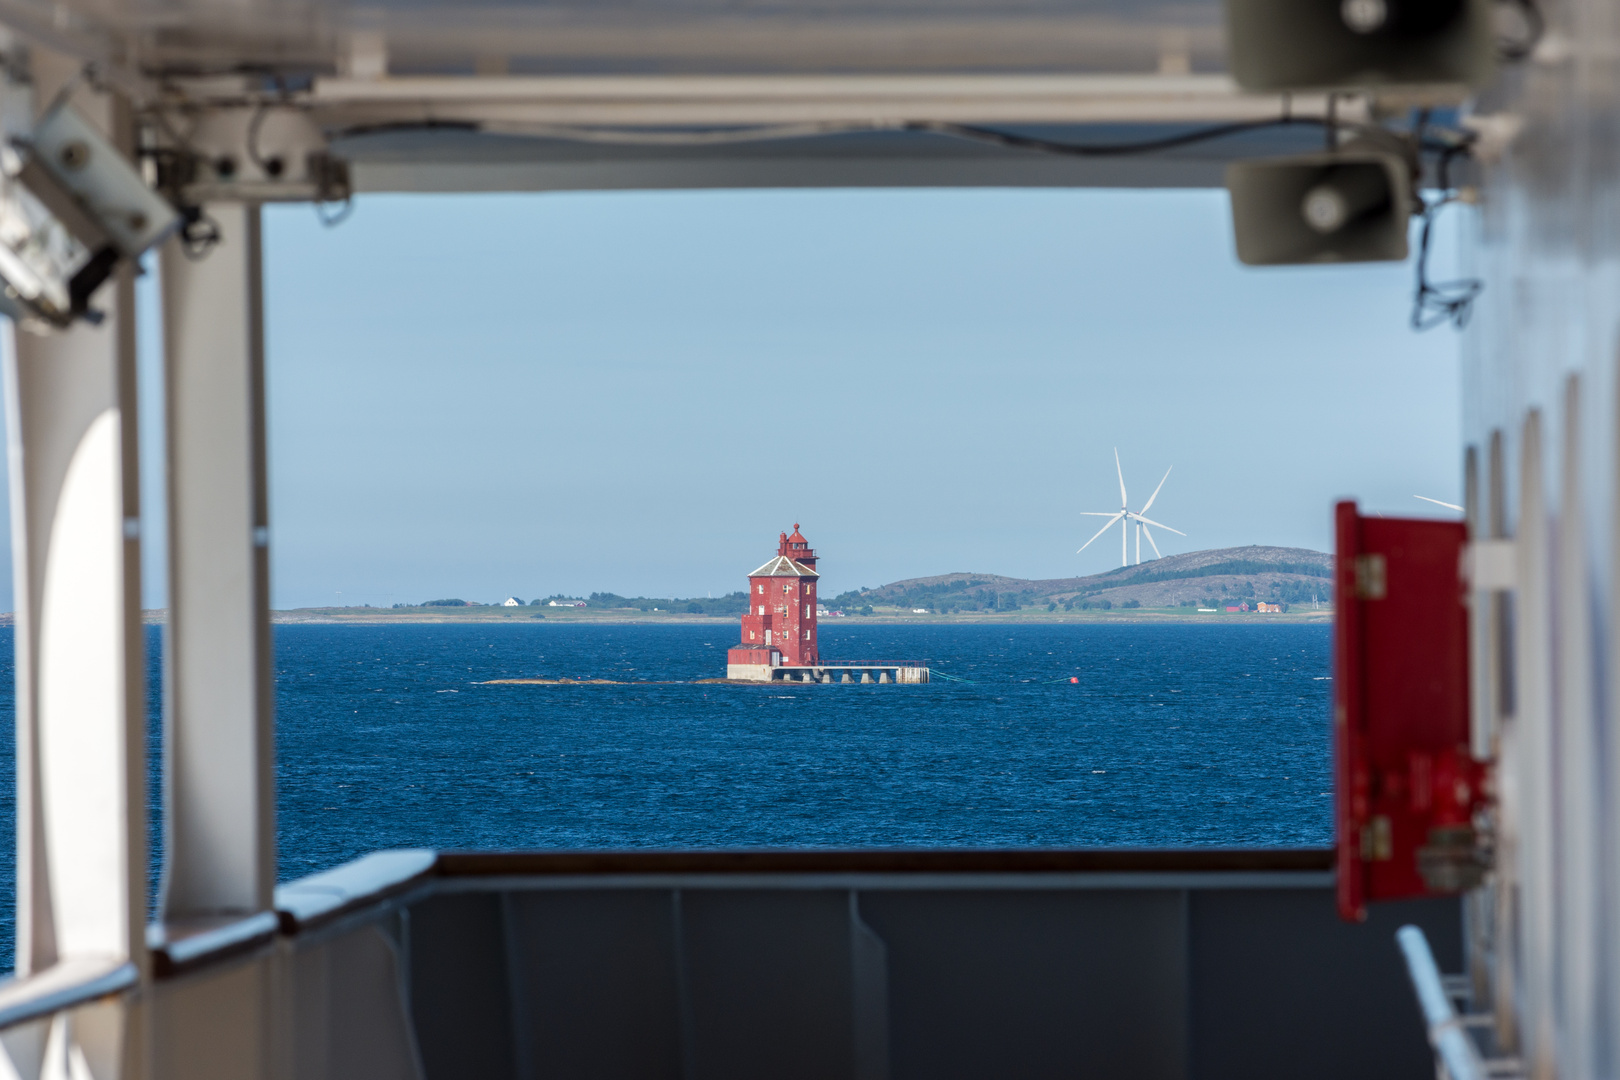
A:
[1226,149,1413,265]
[1226,0,1494,91]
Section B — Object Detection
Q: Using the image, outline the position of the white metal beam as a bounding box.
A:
[4,49,147,984]
[159,202,275,922]
[307,73,1344,127]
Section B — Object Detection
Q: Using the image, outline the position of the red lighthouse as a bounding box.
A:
[727,524,819,679]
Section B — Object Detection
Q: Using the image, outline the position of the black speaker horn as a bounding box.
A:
[1227,149,1414,266]
[1226,0,1494,92]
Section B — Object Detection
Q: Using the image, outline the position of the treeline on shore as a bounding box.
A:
[391,581,1326,616]
[391,592,751,615]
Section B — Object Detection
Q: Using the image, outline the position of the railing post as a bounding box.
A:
[158,201,275,924]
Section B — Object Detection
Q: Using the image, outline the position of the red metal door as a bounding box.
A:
[1334,501,1478,921]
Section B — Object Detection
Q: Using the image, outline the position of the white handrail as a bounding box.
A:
[0,958,136,1031]
[1397,925,1487,1080]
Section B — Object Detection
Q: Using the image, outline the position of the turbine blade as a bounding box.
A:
[1414,495,1464,512]
[1077,513,1125,553]
[1115,448,1128,509]
[1079,512,1120,517]
[1141,466,1172,514]
[1133,514,1186,537]
[1142,524,1163,559]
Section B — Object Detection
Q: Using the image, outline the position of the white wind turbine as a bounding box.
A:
[1077,449,1186,567]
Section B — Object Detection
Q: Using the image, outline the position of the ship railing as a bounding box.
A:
[0,847,1461,1080]
[1398,925,1524,1080]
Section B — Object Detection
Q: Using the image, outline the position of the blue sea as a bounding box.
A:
[0,621,1333,968]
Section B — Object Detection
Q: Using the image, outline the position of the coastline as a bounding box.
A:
[272,606,1334,626]
[0,607,1334,627]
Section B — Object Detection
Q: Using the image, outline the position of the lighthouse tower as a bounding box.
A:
[727,524,819,680]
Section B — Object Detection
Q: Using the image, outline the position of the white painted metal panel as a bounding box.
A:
[2,52,146,983]
[1511,409,1554,1077]
[1554,375,1599,1080]
[160,202,276,921]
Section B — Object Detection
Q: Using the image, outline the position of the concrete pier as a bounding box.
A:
[733,664,928,684]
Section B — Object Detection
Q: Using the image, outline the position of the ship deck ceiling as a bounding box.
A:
[19,0,1231,79]
[0,0,1359,192]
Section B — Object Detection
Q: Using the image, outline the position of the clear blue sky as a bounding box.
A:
[4,187,1464,609]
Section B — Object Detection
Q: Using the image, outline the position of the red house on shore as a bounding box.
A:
[727,525,819,680]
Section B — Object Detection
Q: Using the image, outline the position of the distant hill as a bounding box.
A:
[827,546,1333,612]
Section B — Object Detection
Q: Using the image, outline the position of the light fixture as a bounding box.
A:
[0,99,180,328]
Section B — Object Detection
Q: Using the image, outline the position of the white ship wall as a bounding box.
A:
[1464,3,1620,1074]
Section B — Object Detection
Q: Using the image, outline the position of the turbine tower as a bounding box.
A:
[1077,449,1186,567]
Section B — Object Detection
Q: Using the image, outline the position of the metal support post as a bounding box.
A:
[3,47,148,991]
[158,202,275,922]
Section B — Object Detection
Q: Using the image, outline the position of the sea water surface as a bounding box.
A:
[0,620,1333,967]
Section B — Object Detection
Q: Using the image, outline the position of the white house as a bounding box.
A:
[503,597,520,607]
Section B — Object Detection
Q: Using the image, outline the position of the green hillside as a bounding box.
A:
[827,546,1332,613]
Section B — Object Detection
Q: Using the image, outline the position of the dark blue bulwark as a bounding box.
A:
[394,849,1458,1080]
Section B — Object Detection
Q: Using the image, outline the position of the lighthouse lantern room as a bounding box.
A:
[727,525,819,680]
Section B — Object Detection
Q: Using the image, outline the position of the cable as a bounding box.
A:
[245,77,296,180]
[178,206,222,260]
[315,197,354,228]
[245,100,280,178]
[331,119,481,142]
[1411,197,1481,331]
[902,115,1338,158]
[477,119,874,146]
[339,112,1344,156]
